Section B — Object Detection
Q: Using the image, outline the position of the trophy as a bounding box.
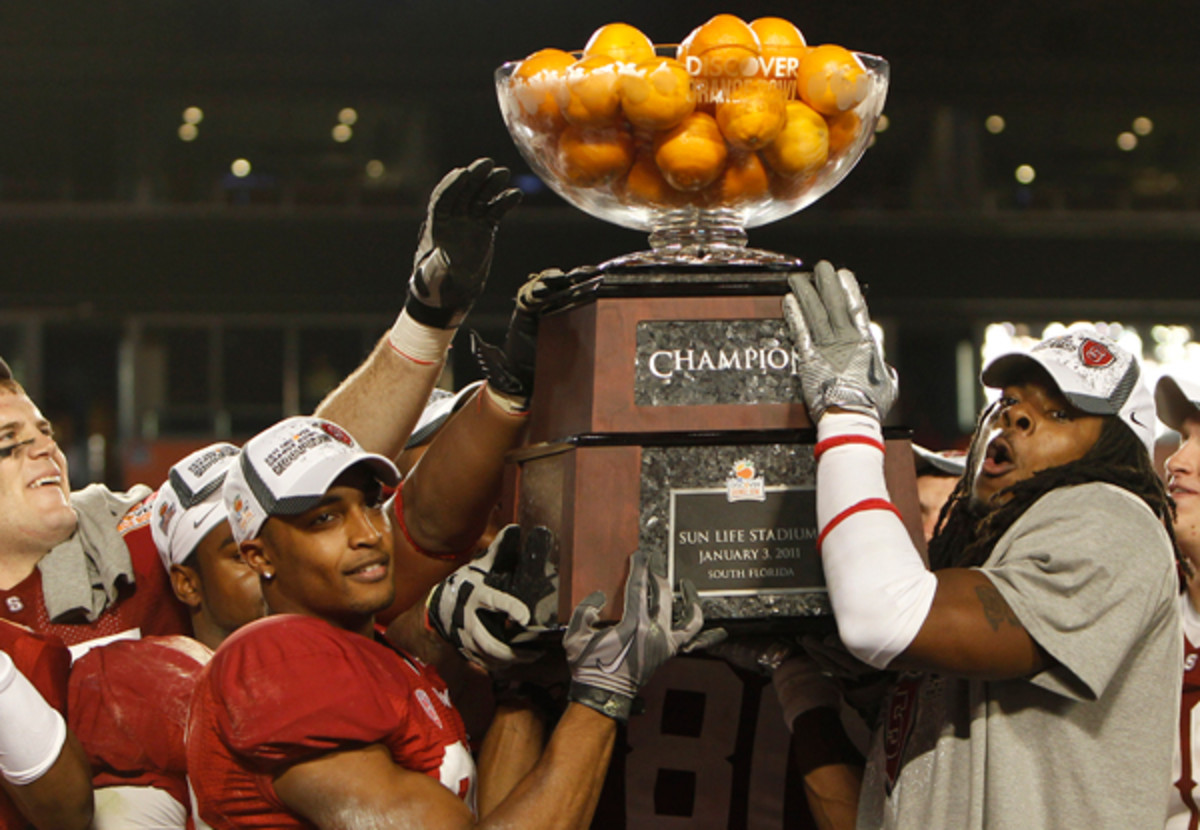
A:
[494,18,923,631]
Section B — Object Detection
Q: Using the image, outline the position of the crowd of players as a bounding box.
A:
[0,157,1199,829]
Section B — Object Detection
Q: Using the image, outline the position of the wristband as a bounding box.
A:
[568,682,633,723]
[0,652,67,786]
[388,309,455,365]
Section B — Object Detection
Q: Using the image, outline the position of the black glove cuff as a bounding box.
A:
[567,681,634,723]
[405,290,464,330]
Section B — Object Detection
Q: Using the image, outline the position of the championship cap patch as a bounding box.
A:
[1079,338,1114,368]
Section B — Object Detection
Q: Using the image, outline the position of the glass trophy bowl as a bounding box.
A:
[495,46,888,268]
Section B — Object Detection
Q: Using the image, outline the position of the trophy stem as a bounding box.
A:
[599,208,804,270]
[647,208,748,257]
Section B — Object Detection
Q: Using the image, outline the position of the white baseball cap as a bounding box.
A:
[1155,374,1200,432]
[404,380,483,450]
[224,416,400,544]
[150,443,240,571]
[981,328,1156,458]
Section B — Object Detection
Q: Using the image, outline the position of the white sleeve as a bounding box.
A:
[816,412,938,669]
[0,651,68,786]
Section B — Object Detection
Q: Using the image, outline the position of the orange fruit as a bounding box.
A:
[826,110,862,156]
[706,151,770,205]
[653,111,728,191]
[583,22,656,65]
[715,78,787,150]
[619,56,696,131]
[557,123,635,187]
[762,100,829,179]
[749,17,807,81]
[677,14,761,81]
[511,48,575,130]
[618,151,684,206]
[797,44,869,115]
[560,55,623,127]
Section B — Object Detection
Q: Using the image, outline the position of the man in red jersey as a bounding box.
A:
[0,619,92,830]
[187,415,705,829]
[0,357,189,657]
[0,157,522,659]
[1156,374,1200,830]
[69,443,248,829]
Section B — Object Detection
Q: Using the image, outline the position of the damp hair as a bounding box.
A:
[927,404,1181,574]
[0,357,23,396]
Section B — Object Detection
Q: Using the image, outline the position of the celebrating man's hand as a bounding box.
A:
[471,265,603,405]
[426,525,557,672]
[782,260,898,422]
[563,548,715,722]
[406,158,523,330]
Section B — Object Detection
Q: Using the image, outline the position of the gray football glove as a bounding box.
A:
[426,525,556,672]
[471,265,603,404]
[563,548,711,722]
[781,260,898,422]
[406,158,523,329]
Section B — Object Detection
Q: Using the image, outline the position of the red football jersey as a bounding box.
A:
[0,495,190,655]
[1171,593,1200,829]
[68,635,212,808]
[0,619,71,830]
[187,614,475,830]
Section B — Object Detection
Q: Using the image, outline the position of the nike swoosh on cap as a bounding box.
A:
[192,503,220,530]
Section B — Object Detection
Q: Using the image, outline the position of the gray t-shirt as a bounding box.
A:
[858,483,1182,829]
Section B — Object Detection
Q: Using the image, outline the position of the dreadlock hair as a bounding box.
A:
[927,405,1180,574]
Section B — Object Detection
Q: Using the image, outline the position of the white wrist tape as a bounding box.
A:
[0,652,67,786]
[773,656,841,731]
[387,309,455,365]
[816,413,937,670]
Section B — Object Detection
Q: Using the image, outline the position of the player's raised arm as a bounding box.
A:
[381,266,603,615]
[316,158,521,460]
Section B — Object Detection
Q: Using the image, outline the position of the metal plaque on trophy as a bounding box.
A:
[493,25,922,630]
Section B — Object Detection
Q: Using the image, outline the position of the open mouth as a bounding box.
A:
[981,437,1015,477]
[27,474,62,490]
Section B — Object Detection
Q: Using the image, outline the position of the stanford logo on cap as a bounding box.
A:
[1079,338,1115,368]
[320,422,353,446]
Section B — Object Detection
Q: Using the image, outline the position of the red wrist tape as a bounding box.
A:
[386,338,438,366]
[817,498,903,553]
[814,433,885,461]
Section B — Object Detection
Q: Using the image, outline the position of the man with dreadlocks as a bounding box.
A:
[781,261,1181,829]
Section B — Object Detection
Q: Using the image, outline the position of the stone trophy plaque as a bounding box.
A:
[504,270,924,629]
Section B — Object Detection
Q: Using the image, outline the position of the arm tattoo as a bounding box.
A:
[974,584,1021,632]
